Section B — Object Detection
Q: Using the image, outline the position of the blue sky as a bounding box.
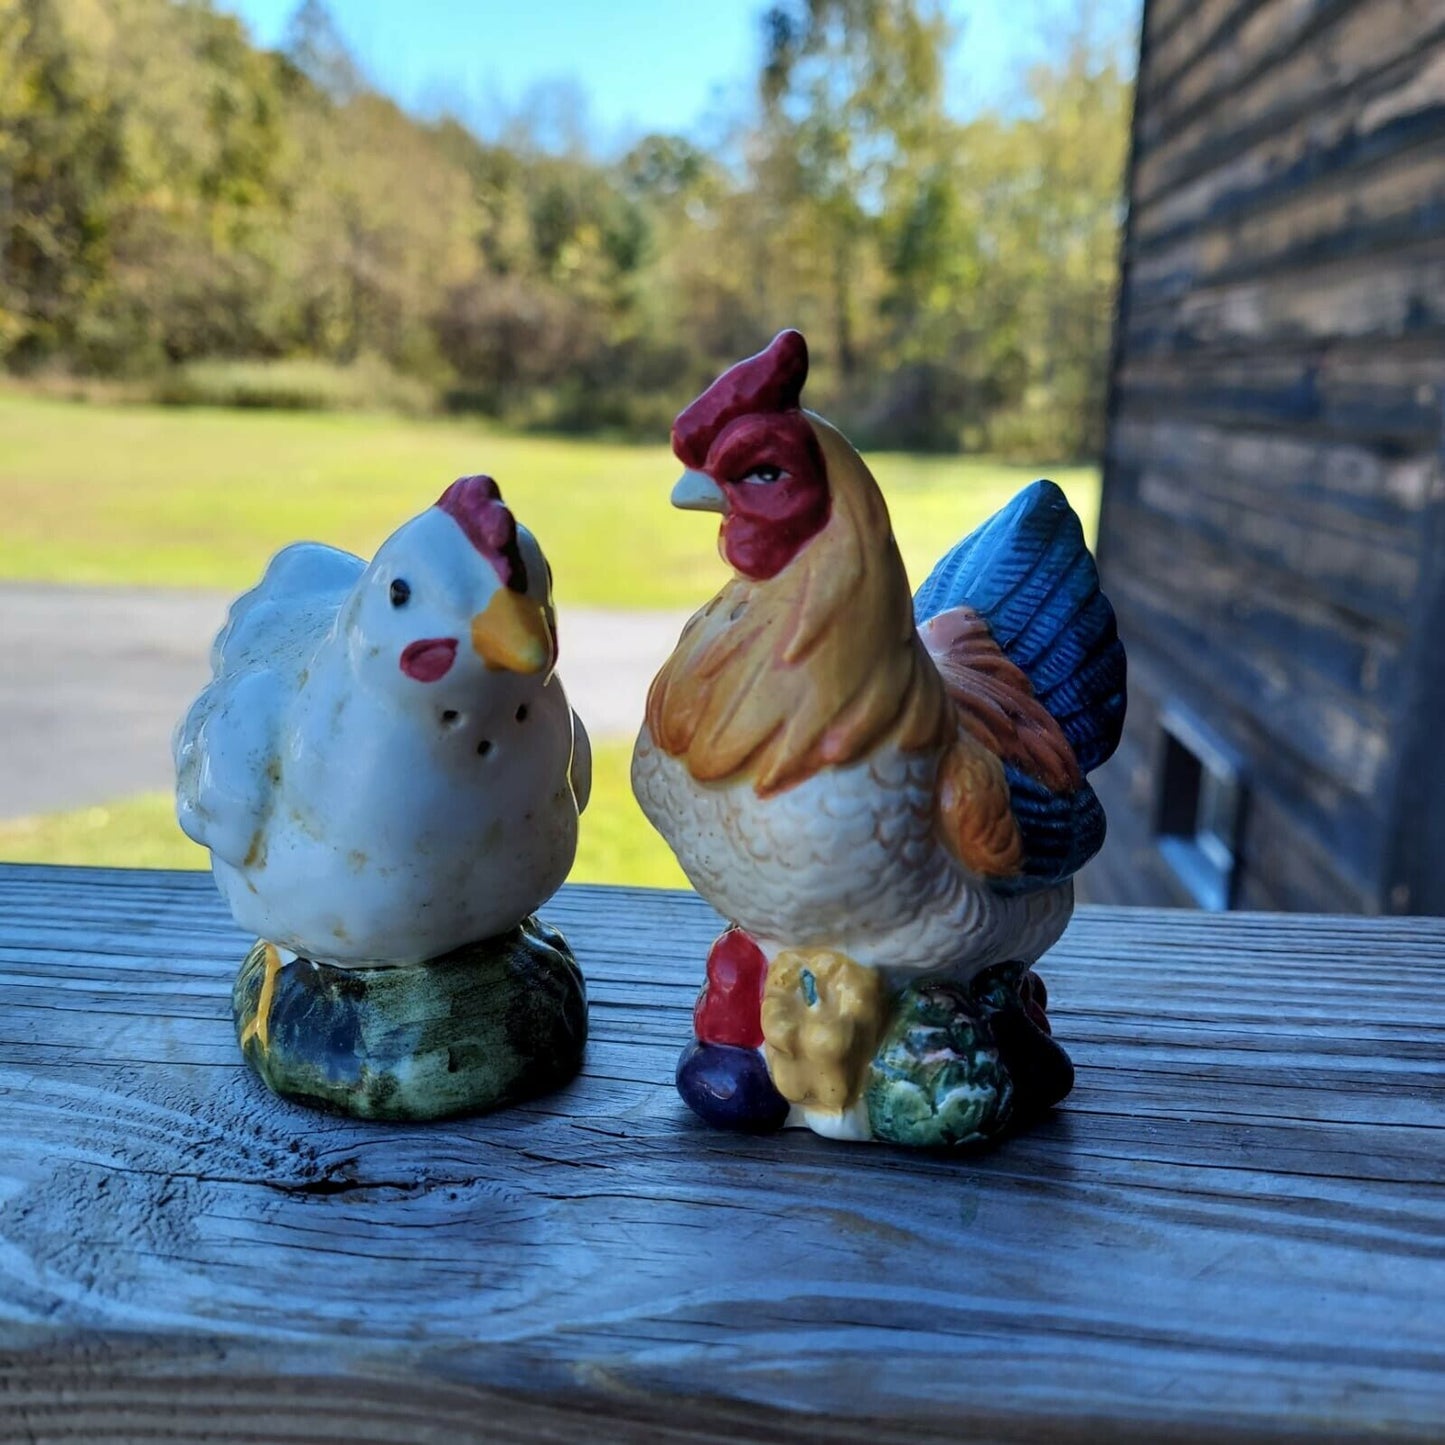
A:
[223,0,1139,151]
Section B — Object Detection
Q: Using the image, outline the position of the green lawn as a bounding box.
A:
[0,743,691,890]
[0,393,1098,611]
[0,392,1098,884]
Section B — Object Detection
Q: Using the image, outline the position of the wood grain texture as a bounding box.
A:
[1137,0,1245,122]
[1135,0,1444,209]
[1382,439,1445,915]
[1127,240,1445,360]
[1113,338,1445,448]
[0,864,1442,1442]
[1102,524,1395,799]
[1084,642,1383,914]
[1097,0,1445,912]
[1132,131,1445,300]
[1108,417,1438,529]
[1106,453,1422,627]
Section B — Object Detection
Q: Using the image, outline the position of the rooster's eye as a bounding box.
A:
[742,465,784,484]
[389,578,411,608]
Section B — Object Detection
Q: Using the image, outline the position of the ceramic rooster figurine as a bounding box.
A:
[633,331,1126,1147]
[176,475,590,1120]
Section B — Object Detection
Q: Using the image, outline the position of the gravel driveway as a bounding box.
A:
[0,582,688,818]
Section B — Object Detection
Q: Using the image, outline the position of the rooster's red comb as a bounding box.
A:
[436,475,526,590]
[672,330,809,469]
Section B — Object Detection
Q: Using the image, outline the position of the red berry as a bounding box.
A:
[694,928,768,1048]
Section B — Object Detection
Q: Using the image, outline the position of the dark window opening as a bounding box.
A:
[1154,710,1244,911]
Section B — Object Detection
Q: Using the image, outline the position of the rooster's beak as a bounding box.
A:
[672,469,727,514]
[471,588,554,674]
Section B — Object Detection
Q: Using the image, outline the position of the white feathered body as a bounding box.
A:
[175,514,587,966]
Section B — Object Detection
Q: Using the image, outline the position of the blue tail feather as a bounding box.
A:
[914,480,1126,778]
[1020,588,1112,691]
[994,768,1107,892]
[915,480,1126,888]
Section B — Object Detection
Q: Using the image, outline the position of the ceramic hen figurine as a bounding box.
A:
[176,475,589,1120]
[633,332,1126,1147]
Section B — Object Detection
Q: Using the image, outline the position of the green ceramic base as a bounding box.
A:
[232,916,587,1121]
[864,963,1074,1148]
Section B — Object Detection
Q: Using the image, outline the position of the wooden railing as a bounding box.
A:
[1,863,1441,1441]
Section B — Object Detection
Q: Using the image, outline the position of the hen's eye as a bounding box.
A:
[389,578,411,608]
[743,464,784,484]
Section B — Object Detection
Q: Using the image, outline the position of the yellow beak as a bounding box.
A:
[471,588,554,674]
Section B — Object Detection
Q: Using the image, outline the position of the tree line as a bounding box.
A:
[0,0,1133,457]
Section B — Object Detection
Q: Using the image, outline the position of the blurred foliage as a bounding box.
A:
[0,0,1133,457]
[152,354,433,411]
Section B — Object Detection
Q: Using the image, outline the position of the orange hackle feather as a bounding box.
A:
[646,416,950,798]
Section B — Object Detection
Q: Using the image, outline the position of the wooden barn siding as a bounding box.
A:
[1084,0,1445,911]
[1082,652,1374,911]
[1383,455,1445,913]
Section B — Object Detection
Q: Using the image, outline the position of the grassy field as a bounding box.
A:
[0,393,1098,611]
[0,743,691,889]
[0,393,1098,884]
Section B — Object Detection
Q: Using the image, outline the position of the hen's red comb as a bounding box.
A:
[672,330,809,468]
[436,475,525,589]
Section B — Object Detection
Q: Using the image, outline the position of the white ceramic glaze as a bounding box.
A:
[175,482,590,966]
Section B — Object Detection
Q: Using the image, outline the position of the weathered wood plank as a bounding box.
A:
[1074,728,1196,910]
[1103,521,1406,723]
[1127,21,1445,247]
[1141,0,1316,141]
[1098,0,1445,914]
[1382,479,1445,914]
[1120,493,1414,644]
[1106,449,1424,626]
[1082,683,1304,913]
[1114,338,1445,447]
[1127,239,1445,357]
[1137,0,1266,132]
[1108,416,1439,527]
[1135,0,1445,212]
[1132,133,1445,303]
[0,866,1443,1441]
[1102,518,1397,796]
[1095,0,1153,603]
[1235,784,1384,912]
[1142,0,1202,54]
[1092,633,1385,909]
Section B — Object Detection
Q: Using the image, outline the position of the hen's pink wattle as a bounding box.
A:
[400,637,458,682]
